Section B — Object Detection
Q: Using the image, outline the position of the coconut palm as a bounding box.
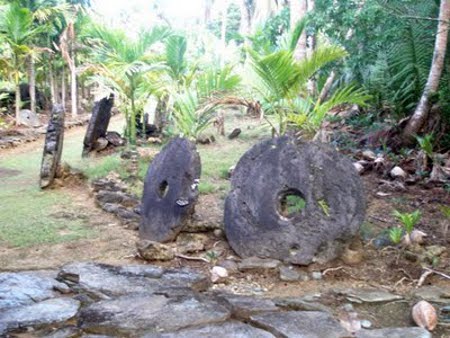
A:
[0,2,45,125]
[87,24,172,145]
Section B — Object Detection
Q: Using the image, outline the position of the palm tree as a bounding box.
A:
[88,25,171,145]
[246,22,370,135]
[0,2,44,125]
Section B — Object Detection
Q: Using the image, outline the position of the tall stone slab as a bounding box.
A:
[40,104,65,189]
[140,138,201,242]
[82,94,114,157]
[224,136,365,265]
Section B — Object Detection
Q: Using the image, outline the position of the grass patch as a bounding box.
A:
[0,187,95,247]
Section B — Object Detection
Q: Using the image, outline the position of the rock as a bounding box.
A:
[279,265,301,282]
[413,286,450,304]
[19,109,41,127]
[0,298,80,334]
[250,311,349,338]
[79,294,230,336]
[142,321,275,338]
[0,271,69,310]
[362,150,376,161]
[184,219,221,232]
[390,166,407,179]
[225,137,365,265]
[44,326,80,338]
[211,266,228,283]
[176,233,208,254]
[213,229,224,238]
[82,94,114,157]
[356,327,431,338]
[105,131,125,146]
[197,134,216,144]
[215,293,278,320]
[228,128,241,140]
[341,247,364,265]
[217,259,239,274]
[311,271,323,280]
[273,297,331,313]
[58,262,209,299]
[148,137,162,144]
[137,240,175,261]
[40,104,65,189]
[354,162,365,174]
[238,257,281,271]
[360,320,372,329]
[343,289,403,303]
[94,137,109,151]
[412,301,437,331]
[140,138,201,242]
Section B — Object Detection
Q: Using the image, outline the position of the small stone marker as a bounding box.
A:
[140,138,201,242]
[224,136,365,265]
[40,104,65,189]
[18,109,41,127]
[82,94,114,157]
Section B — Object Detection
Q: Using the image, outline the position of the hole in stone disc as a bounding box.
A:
[278,189,306,219]
[157,180,169,198]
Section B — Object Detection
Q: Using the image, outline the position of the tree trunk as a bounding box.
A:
[15,83,21,126]
[61,66,66,109]
[28,55,36,113]
[318,70,335,102]
[306,0,316,95]
[220,0,229,66]
[154,94,169,132]
[402,0,450,142]
[71,66,77,118]
[240,0,252,38]
[291,0,308,61]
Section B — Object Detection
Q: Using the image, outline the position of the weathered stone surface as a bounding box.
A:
[228,128,241,140]
[176,233,208,253]
[279,265,304,282]
[215,293,279,319]
[79,294,230,336]
[0,298,80,334]
[40,104,65,189]
[250,311,349,338]
[19,108,41,127]
[356,327,431,338]
[58,262,209,299]
[137,240,175,261]
[140,137,201,242]
[238,257,281,271]
[273,297,331,313]
[342,289,403,303]
[0,270,69,310]
[224,137,366,265]
[105,131,125,146]
[413,286,450,304]
[82,95,114,157]
[142,321,275,338]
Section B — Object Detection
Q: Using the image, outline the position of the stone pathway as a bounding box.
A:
[0,262,436,337]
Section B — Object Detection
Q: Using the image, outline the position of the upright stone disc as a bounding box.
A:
[224,136,365,265]
[140,138,201,242]
[82,94,114,157]
[40,104,65,189]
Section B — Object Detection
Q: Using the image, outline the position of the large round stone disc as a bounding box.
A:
[224,136,365,265]
[139,138,201,242]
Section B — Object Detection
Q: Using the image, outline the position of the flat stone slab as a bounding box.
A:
[342,289,403,303]
[0,270,70,310]
[238,257,281,271]
[40,104,65,188]
[82,95,114,157]
[140,137,201,242]
[356,327,431,338]
[250,311,349,338]
[0,298,80,335]
[215,293,279,319]
[225,137,365,265]
[143,321,275,338]
[79,294,230,336]
[58,262,209,300]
